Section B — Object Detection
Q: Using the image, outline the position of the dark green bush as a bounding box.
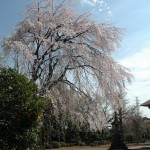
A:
[0,68,45,150]
[45,143,52,149]
[90,143,96,146]
[79,142,86,146]
[101,140,109,145]
[51,141,61,148]
[90,141,101,146]
[60,142,68,147]
[51,129,61,141]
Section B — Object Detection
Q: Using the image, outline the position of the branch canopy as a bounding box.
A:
[2,0,133,129]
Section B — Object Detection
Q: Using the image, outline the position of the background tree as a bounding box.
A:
[0,68,45,150]
[143,121,150,141]
[123,105,145,143]
[2,0,133,129]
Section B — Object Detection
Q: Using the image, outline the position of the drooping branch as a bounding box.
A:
[1,0,133,129]
[62,79,92,99]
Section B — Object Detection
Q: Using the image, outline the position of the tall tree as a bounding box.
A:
[123,105,145,143]
[2,0,132,129]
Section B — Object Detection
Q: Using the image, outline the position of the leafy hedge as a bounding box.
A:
[0,68,45,150]
[51,141,61,148]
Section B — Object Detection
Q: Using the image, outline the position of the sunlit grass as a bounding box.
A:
[49,142,150,150]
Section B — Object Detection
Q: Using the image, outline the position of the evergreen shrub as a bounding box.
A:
[51,141,61,148]
[79,142,86,146]
[60,142,68,147]
[0,68,45,150]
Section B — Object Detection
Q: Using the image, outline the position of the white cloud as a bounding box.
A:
[92,0,97,2]
[107,6,110,10]
[81,0,113,19]
[118,47,150,117]
[82,0,98,6]
[120,47,150,69]
[119,47,150,84]
[107,10,112,15]
[99,8,103,12]
[81,0,106,7]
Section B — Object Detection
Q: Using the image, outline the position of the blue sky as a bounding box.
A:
[0,0,150,116]
[82,0,150,116]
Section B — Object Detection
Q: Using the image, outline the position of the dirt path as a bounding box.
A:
[50,145,110,150]
[49,143,150,150]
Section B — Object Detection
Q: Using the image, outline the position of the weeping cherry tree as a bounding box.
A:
[2,0,133,129]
